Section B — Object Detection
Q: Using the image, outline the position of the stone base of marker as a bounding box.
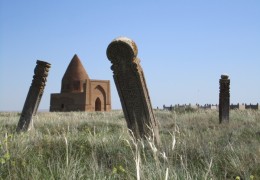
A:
[107,37,161,146]
[16,60,51,132]
[219,74,230,124]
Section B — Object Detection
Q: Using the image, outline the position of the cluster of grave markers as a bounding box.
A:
[17,37,231,146]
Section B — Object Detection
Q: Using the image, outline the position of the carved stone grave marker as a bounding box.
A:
[106,37,160,145]
[219,74,230,123]
[16,60,51,132]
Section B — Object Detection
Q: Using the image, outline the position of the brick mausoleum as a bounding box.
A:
[50,54,111,112]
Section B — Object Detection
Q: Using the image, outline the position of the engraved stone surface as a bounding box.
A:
[16,60,51,132]
[106,37,160,145]
[219,74,230,123]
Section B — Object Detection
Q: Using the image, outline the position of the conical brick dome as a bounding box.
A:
[61,54,89,93]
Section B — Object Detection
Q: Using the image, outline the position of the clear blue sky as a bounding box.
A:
[0,0,259,111]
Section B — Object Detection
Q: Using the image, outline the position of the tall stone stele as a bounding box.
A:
[219,74,230,124]
[106,37,160,146]
[16,60,51,132]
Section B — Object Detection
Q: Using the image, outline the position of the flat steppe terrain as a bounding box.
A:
[0,110,259,179]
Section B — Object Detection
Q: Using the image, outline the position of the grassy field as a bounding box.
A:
[0,109,259,179]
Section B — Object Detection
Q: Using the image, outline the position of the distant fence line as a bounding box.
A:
[230,103,259,110]
[163,103,259,111]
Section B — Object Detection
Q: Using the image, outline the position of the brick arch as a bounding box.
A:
[93,85,106,111]
[95,97,101,111]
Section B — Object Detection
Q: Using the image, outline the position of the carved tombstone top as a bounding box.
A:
[107,37,160,146]
[107,37,138,60]
[33,60,51,91]
[221,74,229,80]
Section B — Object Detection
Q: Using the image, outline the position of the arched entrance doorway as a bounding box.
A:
[95,98,101,111]
[93,85,106,111]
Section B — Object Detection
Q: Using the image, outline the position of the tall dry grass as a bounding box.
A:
[0,110,259,179]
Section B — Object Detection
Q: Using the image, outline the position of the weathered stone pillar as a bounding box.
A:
[16,60,51,132]
[106,37,160,146]
[219,74,230,124]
